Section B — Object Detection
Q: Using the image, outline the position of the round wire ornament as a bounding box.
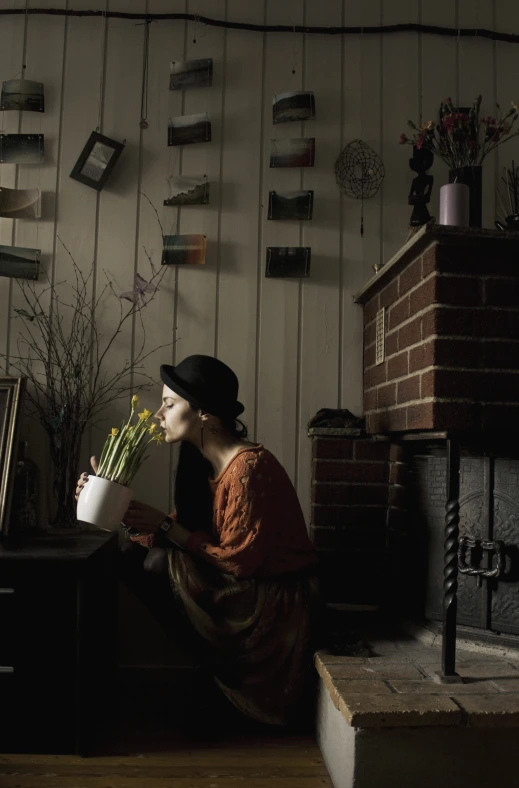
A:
[334,139,385,237]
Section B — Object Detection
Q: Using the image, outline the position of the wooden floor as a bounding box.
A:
[0,681,332,788]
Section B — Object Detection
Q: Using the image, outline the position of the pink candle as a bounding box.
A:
[439,183,470,227]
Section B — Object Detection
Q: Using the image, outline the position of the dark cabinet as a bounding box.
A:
[0,532,118,755]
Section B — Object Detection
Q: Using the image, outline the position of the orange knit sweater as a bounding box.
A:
[134,444,318,579]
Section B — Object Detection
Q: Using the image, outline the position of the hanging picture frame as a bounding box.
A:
[0,376,27,541]
[265,247,311,278]
[169,58,213,90]
[70,131,125,191]
[0,79,44,112]
[164,175,209,206]
[269,138,315,168]
[0,134,44,164]
[0,187,41,220]
[168,113,211,147]
[0,245,40,280]
[161,235,207,266]
[267,190,314,220]
[272,91,315,124]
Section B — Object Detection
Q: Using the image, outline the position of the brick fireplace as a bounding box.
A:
[310,225,519,640]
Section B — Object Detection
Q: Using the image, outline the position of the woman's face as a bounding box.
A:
[155,385,199,444]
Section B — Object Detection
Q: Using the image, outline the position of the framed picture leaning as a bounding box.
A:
[0,376,26,540]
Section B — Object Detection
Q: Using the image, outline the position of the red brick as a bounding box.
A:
[312,483,388,506]
[434,241,519,277]
[399,257,423,295]
[365,294,380,323]
[379,279,399,309]
[435,275,482,306]
[389,485,406,508]
[422,245,437,276]
[312,438,354,460]
[387,351,408,381]
[364,321,376,345]
[390,462,408,485]
[389,296,410,330]
[389,443,406,462]
[482,403,519,430]
[377,382,397,407]
[432,401,481,430]
[354,441,391,461]
[314,460,389,484]
[370,362,387,387]
[397,374,420,403]
[386,407,408,432]
[409,341,434,373]
[385,331,399,356]
[484,371,519,402]
[409,277,436,317]
[485,278,519,307]
[364,369,371,389]
[406,402,434,430]
[433,337,481,368]
[311,504,388,528]
[364,388,377,412]
[483,341,519,370]
[365,343,376,369]
[399,316,422,349]
[476,310,519,339]
[422,368,482,400]
[421,306,474,339]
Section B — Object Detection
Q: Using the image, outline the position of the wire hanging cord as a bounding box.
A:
[137,18,152,129]
[0,11,517,43]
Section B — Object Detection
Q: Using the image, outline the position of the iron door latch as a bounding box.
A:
[458,537,505,587]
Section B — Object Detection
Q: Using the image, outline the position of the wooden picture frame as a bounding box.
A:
[70,131,125,191]
[0,376,26,540]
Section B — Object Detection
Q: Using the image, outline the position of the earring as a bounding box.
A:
[200,422,204,449]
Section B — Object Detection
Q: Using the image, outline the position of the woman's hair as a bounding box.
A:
[173,410,248,534]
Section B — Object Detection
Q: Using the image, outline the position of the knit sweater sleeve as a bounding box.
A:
[185,463,270,578]
[128,510,178,549]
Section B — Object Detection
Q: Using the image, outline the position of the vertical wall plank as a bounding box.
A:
[381,0,420,261]
[495,1,519,222]
[217,0,265,441]
[420,0,457,222]
[132,0,187,513]
[297,0,342,524]
[173,0,225,360]
[93,0,145,460]
[458,0,496,228]
[256,0,304,480]
[0,0,26,363]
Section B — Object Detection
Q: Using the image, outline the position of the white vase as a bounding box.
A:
[76,475,133,530]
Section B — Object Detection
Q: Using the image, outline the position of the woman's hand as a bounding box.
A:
[122,500,167,534]
[75,456,99,502]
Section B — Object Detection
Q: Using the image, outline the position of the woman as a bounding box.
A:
[76,354,321,727]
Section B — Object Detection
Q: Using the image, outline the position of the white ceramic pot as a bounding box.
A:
[76,475,133,530]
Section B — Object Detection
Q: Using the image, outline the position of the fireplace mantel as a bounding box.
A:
[353,223,519,435]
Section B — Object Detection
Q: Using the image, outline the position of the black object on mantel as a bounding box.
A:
[408,146,434,228]
[308,408,365,430]
[0,530,118,756]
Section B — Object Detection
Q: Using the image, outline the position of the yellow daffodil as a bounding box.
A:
[138,408,153,421]
[131,394,139,407]
[153,432,165,443]
[148,423,158,435]
[110,427,119,436]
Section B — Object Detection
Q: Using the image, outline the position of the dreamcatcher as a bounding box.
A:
[334,139,385,237]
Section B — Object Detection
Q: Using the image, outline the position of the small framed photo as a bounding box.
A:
[270,138,315,168]
[0,187,41,220]
[161,235,207,266]
[0,245,41,280]
[266,247,311,278]
[164,175,209,206]
[0,79,44,112]
[169,58,213,90]
[0,134,44,164]
[0,376,27,541]
[273,91,315,124]
[70,131,125,191]
[268,190,314,220]
[168,113,211,147]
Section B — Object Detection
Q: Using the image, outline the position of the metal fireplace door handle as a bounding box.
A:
[458,537,506,587]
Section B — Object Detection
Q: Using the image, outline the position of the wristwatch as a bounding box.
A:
[159,515,174,534]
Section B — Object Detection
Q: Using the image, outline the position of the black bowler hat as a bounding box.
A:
[160,355,244,421]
